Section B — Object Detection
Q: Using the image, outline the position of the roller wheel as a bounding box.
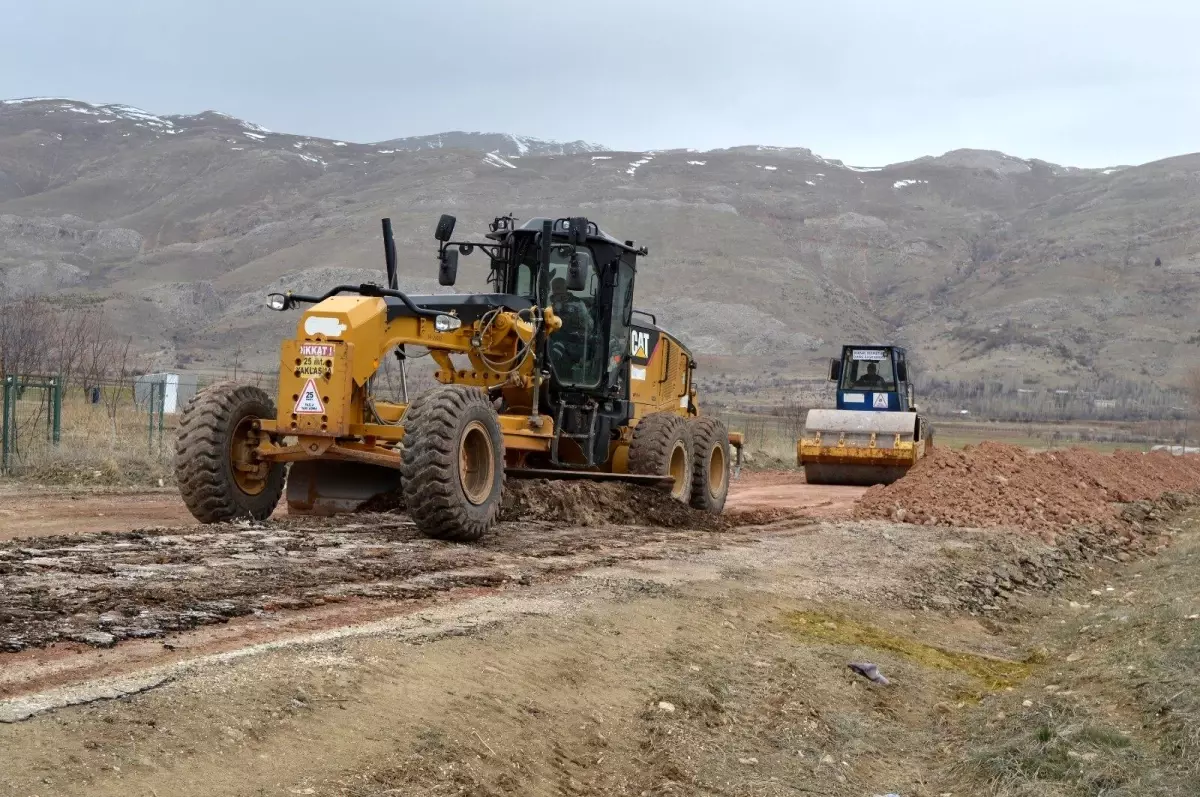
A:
[628,412,694,503]
[175,381,285,523]
[688,417,730,513]
[400,385,505,542]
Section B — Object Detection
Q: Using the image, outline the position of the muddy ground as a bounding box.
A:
[1,469,1198,795]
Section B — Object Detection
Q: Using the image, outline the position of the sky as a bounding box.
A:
[3,0,1199,167]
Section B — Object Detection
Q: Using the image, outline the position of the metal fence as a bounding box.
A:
[0,372,219,474]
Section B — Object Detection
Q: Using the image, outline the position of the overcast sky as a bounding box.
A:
[3,0,1198,167]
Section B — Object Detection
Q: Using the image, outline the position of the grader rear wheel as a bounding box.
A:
[400,385,505,542]
[688,417,730,513]
[628,412,694,503]
[175,382,285,523]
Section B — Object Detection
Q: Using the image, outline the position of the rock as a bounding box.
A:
[737,757,758,765]
[892,508,908,523]
[77,631,116,648]
[656,701,675,713]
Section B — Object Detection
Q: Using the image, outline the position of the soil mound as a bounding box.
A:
[854,442,1200,533]
[500,480,727,530]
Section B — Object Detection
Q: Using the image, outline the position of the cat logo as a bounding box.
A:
[630,329,650,359]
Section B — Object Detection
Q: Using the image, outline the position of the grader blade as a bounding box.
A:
[505,467,677,489]
[285,461,402,515]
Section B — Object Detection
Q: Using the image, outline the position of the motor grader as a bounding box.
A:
[175,214,742,541]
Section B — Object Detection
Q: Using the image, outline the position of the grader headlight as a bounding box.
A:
[435,314,462,332]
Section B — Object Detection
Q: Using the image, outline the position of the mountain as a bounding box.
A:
[373,131,606,157]
[2,96,1198,394]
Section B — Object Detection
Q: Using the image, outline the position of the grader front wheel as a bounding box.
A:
[628,412,694,503]
[400,386,506,542]
[175,382,285,523]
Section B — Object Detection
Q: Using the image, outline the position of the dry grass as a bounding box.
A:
[947,514,1200,796]
[718,410,803,468]
[2,390,173,485]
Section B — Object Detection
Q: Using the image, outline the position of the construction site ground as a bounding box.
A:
[2,455,1199,796]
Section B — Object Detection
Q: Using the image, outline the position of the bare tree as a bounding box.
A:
[0,297,53,378]
[1184,367,1200,411]
[99,335,139,441]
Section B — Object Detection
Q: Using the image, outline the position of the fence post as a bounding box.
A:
[148,382,157,451]
[52,377,62,445]
[157,381,165,453]
[2,375,12,474]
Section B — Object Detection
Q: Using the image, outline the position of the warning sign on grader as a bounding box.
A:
[298,343,333,378]
[294,379,325,414]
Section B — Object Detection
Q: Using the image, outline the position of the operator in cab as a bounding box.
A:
[853,362,888,390]
[549,276,591,360]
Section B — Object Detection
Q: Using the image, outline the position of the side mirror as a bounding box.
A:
[266,292,289,311]
[569,216,589,245]
[896,361,908,383]
[566,251,587,292]
[434,214,456,242]
[438,249,459,286]
[828,359,842,382]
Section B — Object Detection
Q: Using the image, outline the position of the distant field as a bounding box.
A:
[932,428,1150,453]
[718,410,1171,462]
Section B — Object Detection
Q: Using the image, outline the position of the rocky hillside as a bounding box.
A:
[2,96,1197,388]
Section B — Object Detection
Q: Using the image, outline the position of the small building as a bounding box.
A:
[134,372,199,414]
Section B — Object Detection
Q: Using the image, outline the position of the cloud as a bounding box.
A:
[2,0,1198,167]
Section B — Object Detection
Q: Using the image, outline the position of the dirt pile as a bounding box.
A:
[364,478,798,529]
[855,442,1200,534]
[500,480,728,530]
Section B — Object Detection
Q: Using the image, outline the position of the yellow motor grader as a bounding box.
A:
[175,214,742,540]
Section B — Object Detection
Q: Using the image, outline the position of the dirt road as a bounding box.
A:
[0,470,859,540]
[725,471,862,517]
[5,466,1193,795]
[0,486,195,541]
[0,472,861,694]
[0,509,1000,796]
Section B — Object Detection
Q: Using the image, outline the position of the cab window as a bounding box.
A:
[840,349,896,392]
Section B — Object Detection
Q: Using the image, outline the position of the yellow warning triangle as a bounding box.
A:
[294,378,325,414]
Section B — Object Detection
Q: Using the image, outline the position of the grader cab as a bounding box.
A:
[175,214,742,541]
